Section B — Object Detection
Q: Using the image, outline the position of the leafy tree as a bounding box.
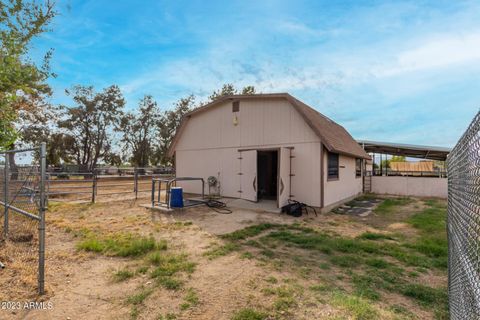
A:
[381,155,407,169]
[58,85,125,170]
[153,95,194,165]
[119,95,160,167]
[208,83,256,101]
[390,155,406,162]
[241,85,256,94]
[103,152,122,167]
[0,0,56,150]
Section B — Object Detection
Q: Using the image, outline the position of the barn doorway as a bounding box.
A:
[257,150,278,201]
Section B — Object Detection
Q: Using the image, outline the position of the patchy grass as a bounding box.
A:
[203,242,240,259]
[401,283,448,308]
[374,197,412,215]
[357,232,394,241]
[147,252,196,291]
[331,291,379,320]
[77,232,166,257]
[220,197,448,319]
[180,288,199,310]
[407,200,448,269]
[231,308,268,320]
[127,287,154,305]
[222,223,279,241]
[113,268,135,282]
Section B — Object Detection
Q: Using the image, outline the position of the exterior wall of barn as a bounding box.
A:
[174,98,323,207]
[323,152,363,208]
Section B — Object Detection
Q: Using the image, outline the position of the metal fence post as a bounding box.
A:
[4,153,9,237]
[38,142,46,295]
[151,179,155,207]
[92,171,97,203]
[134,167,138,200]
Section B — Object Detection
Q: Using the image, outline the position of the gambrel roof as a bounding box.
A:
[168,93,370,159]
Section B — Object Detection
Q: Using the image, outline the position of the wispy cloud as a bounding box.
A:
[374,32,480,77]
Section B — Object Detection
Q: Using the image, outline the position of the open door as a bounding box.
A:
[278,147,291,207]
[240,150,257,202]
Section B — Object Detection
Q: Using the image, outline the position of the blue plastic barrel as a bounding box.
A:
[170,187,184,208]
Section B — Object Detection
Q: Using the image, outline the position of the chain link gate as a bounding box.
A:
[0,143,47,296]
[447,111,480,319]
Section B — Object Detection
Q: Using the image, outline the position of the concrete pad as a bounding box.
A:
[223,198,281,213]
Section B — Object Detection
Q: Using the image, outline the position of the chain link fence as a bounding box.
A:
[0,143,46,297]
[447,111,480,319]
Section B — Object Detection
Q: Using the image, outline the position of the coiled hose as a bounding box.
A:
[200,199,232,214]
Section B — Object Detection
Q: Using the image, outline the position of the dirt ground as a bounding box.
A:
[0,195,448,320]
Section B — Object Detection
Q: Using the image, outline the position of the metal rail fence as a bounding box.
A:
[46,167,173,203]
[0,143,47,295]
[447,111,480,319]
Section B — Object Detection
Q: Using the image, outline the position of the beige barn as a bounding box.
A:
[168,93,370,211]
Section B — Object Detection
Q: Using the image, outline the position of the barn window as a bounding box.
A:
[356,158,362,177]
[328,152,339,179]
[232,101,240,112]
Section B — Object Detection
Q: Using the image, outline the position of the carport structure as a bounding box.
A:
[357,140,451,198]
[357,140,451,161]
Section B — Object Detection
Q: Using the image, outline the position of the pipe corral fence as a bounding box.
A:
[0,143,47,295]
[447,111,480,319]
[46,167,174,203]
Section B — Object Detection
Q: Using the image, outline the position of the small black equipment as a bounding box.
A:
[281,200,318,217]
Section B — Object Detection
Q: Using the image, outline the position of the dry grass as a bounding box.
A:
[0,213,41,300]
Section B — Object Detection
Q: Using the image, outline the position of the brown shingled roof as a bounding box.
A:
[168,93,370,159]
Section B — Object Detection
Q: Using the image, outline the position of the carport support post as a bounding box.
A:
[3,154,9,236]
[38,142,46,295]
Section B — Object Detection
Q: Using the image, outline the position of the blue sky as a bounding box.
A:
[32,0,479,147]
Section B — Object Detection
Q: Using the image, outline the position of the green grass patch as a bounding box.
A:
[149,253,196,277]
[231,308,268,320]
[113,269,135,282]
[180,288,199,310]
[364,258,390,269]
[77,233,165,257]
[374,197,412,215]
[389,304,414,318]
[203,242,240,259]
[265,276,278,284]
[401,283,447,307]
[407,201,448,269]
[157,277,183,290]
[409,207,446,234]
[136,266,149,274]
[148,252,195,291]
[332,291,379,320]
[357,232,393,241]
[127,287,154,305]
[330,255,362,268]
[351,274,381,301]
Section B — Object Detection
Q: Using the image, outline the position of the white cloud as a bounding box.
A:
[375,32,480,77]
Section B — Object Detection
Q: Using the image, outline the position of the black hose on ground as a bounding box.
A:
[200,199,232,214]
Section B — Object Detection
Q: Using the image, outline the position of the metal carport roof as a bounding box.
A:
[357,140,451,161]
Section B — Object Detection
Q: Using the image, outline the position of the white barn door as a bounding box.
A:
[240,150,257,202]
[278,147,291,207]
